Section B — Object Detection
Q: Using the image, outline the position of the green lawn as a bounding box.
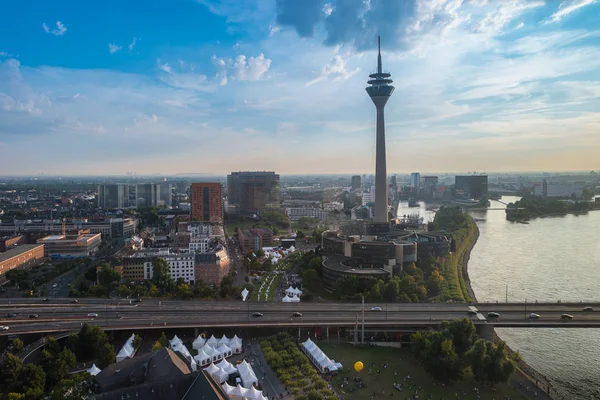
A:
[317,343,526,400]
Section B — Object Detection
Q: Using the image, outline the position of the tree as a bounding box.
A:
[582,188,595,201]
[20,364,46,397]
[466,339,516,386]
[175,282,193,299]
[97,264,121,287]
[116,284,132,297]
[440,318,476,356]
[84,266,98,282]
[152,340,164,351]
[8,394,25,400]
[152,258,174,291]
[255,249,265,258]
[11,337,24,353]
[427,269,444,296]
[97,342,116,368]
[383,278,400,302]
[412,331,462,383]
[302,269,320,292]
[0,353,22,392]
[51,372,93,400]
[158,332,169,347]
[45,348,77,387]
[133,334,143,350]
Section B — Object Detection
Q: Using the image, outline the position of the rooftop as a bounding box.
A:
[0,244,44,263]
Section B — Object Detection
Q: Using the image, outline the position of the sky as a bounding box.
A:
[0,0,599,176]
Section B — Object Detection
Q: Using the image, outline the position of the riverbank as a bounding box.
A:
[464,219,561,400]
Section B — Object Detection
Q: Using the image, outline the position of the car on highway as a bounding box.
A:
[252,312,263,317]
[43,298,50,302]
[487,312,500,318]
[528,313,541,320]
[70,300,79,304]
[583,307,594,312]
[561,314,574,320]
[292,312,303,317]
[5,313,17,318]
[468,309,478,315]
[371,306,382,312]
[29,314,39,318]
[0,326,9,331]
[52,283,58,288]
[87,313,99,318]
[133,298,143,303]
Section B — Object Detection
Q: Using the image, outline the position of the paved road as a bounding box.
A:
[2,299,600,335]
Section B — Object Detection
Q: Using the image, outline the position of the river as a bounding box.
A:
[397,197,600,399]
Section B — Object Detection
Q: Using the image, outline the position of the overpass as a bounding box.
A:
[2,298,600,340]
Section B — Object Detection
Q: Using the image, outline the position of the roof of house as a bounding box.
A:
[0,244,44,263]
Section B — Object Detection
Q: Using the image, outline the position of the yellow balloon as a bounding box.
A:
[354,361,364,372]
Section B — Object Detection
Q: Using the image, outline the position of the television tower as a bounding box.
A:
[366,36,395,223]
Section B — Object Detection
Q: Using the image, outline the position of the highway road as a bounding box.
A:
[2,298,600,336]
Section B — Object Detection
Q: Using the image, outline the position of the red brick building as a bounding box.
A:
[194,248,230,285]
[190,183,222,222]
[238,228,273,254]
[0,244,45,283]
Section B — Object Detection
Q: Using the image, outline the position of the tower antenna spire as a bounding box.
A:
[377,36,382,74]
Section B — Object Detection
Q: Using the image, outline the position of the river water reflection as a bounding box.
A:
[398,197,600,399]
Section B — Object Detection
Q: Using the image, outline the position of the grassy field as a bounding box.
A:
[318,343,526,400]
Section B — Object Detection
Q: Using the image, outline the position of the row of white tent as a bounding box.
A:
[204,359,258,389]
[169,336,198,371]
[281,295,300,303]
[301,338,343,373]
[116,334,136,363]
[193,334,243,351]
[221,383,268,400]
[285,286,302,296]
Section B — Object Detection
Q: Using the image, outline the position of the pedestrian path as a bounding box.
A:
[246,339,293,400]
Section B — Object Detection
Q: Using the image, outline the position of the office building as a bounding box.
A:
[410,173,421,188]
[37,233,102,259]
[227,171,280,214]
[189,235,211,253]
[366,37,394,223]
[285,207,329,221]
[237,228,273,253]
[0,218,137,240]
[195,247,230,285]
[455,175,488,199]
[351,175,362,191]
[142,251,195,284]
[191,183,222,222]
[158,182,173,207]
[0,244,45,283]
[423,176,438,189]
[0,235,26,252]
[98,184,130,209]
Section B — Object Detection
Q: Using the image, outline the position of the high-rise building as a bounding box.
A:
[423,176,438,189]
[351,175,362,191]
[410,173,421,188]
[366,37,394,223]
[97,184,130,209]
[227,172,280,214]
[157,183,173,207]
[455,175,488,199]
[134,184,157,208]
[190,183,222,222]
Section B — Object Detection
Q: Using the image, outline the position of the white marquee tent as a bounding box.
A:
[169,335,183,348]
[229,334,243,354]
[237,360,258,388]
[192,335,206,350]
[289,295,300,303]
[217,344,233,358]
[194,348,212,366]
[116,334,136,362]
[230,384,250,400]
[206,334,219,347]
[285,286,303,297]
[216,358,238,375]
[218,335,230,346]
[301,338,343,373]
[87,363,101,376]
[282,295,292,303]
[171,341,197,371]
[241,288,250,302]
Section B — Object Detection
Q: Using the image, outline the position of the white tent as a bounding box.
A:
[169,335,183,348]
[116,334,136,362]
[244,386,265,399]
[87,363,101,376]
[230,384,250,400]
[292,287,302,295]
[282,295,291,303]
[203,344,221,362]
[217,344,233,358]
[216,358,238,375]
[301,338,342,373]
[213,367,229,383]
[238,360,258,388]
[290,295,300,303]
[221,382,236,396]
[241,288,249,302]
[218,335,230,346]
[229,335,243,354]
[285,286,295,296]
[204,363,220,375]
[194,348,212,366]
[192,335,206,350]
[206,334,219,347]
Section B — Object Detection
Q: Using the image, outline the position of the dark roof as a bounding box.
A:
[95,348,191,394]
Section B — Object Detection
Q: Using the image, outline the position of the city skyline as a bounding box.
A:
[1,0,600,175]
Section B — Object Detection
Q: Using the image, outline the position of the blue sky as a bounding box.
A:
[1,0,599,175]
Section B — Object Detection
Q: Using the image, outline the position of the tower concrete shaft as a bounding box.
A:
[366,36,394,223]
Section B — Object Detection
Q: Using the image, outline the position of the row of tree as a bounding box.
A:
[506,197,592,221]
[412,318,516,385]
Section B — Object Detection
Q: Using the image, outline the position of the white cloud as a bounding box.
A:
[307,52,360,86]
[42,21,67,36]
[109,44,122,54]
[158,62,172,74]
[0,51,15,57]
[516,21,525,29]
[547,0,597,23]
[233,54,271,81]
[323,2,333,17]
[128,37,137,51]
[474,1,545,34]
[269,25,281,37]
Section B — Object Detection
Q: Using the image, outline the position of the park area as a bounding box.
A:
[317,343,527,400]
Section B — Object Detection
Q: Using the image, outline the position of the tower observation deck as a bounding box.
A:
[366,36,395,223]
